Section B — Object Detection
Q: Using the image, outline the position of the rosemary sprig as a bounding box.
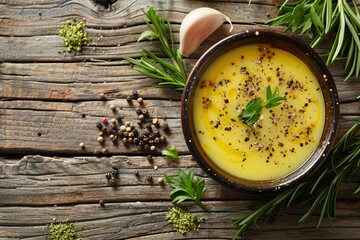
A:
[232,120,360,239]
[165,168,208,211]
[266,0,360,80]
[124,5,187,91]
[238,85,284,128]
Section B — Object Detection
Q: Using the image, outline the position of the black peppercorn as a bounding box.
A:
[161,122,170,132]
[96,122,103,129]
[126,95,132,102]
[105,173,112,180]
[147,155,153,162]
[159,135,166,143]
[132,90,139,99]
[134,171,140,177]
[116,115,123,124]
[135,108,142,115]
[146,175,153,182]
[99,199,105,207]
[141,108,148,116]
[108,178,117,186]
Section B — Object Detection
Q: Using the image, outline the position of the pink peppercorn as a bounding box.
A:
[102,117,108,124]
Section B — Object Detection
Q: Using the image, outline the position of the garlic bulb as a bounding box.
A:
[179,7,233,57]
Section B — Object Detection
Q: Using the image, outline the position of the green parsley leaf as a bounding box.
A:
[161,145,179,160]
[238,85,284,129]
[165,168,208,211]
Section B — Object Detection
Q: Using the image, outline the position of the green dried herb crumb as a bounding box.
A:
[48,219,82,240]
[58,18,91,53]
[166,207,204,234]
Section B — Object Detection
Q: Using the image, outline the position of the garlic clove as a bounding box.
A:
[179,7,233,57]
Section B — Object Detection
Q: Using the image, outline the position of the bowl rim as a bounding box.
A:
[181,29,340,192]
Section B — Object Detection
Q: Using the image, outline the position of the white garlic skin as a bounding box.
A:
[179,7,233,57]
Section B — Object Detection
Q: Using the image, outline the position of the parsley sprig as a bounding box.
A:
[124,5,187,91]
[238,85,284,128]
[266,0,360,80]
[161,145,179,160]
[165,168,208,211]
[232,120,360,239]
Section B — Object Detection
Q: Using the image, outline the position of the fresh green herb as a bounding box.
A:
[124,5,187,91]
[266,0,360,80]
[58,18,92,53]
[232,120,360,239]
[165,168,208,211]
[48,219,82,240]
[238,85,284,128]
[166,206,204,234]
[161,145,179,160]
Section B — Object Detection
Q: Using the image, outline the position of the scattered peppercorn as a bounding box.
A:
[94,149,100,156]
[93,93,171,164]
[161,122,170,132]
[116,115,123,124]
[132,90,139,99]
[110,104,116,112]
[152,118,159,126]
[101,148,109,154]
[106,165,118,186]
[99,92,106,99]
[99,199,105,207]
[146,175,153,182]
[157,177,164,185]
[137,97,143,104]
[147,155,153,163]
[79,142,85,149]
[96,122,103,130]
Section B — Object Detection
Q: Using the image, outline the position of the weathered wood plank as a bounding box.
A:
[0,155,358,207]
[1,0,360,239]
[0,200,359,239]
[0,98,359,154]
[1,61,358,101]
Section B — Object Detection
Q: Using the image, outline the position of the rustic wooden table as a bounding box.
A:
[1,0,360,239]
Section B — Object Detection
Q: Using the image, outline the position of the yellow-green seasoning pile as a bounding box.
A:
[48,220,82,240]
[166,207,203,234]
[58,19,91,53]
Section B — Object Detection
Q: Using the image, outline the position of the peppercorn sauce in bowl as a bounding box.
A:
[181,30,339,192]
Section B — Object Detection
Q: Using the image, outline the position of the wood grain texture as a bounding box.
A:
[1,155,360,239]
[1,0,360,239]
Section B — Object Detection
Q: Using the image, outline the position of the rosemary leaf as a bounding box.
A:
[232,120,360,238]
[124,5,187,91]
[266,0,360,80]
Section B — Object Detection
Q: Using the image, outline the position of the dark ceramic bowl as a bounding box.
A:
[181,30,339,192]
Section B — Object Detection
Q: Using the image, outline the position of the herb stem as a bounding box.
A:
[232,120,360,239]
[124,5,187,91]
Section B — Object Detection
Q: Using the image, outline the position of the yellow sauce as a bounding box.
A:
[193,44,325,181]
